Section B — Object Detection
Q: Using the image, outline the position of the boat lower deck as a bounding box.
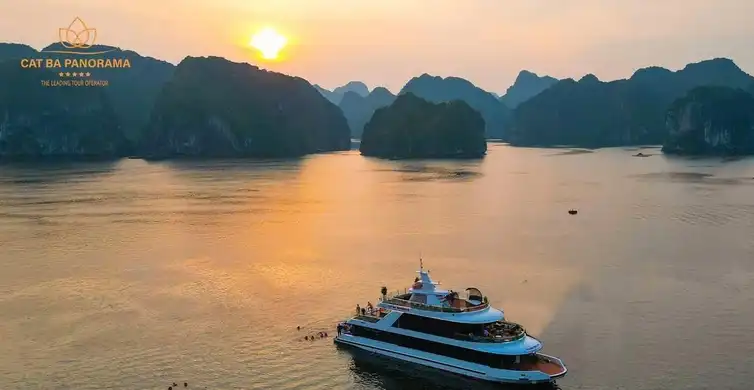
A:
[334,331,566,384]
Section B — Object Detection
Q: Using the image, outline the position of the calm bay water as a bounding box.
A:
[1,144,754,390]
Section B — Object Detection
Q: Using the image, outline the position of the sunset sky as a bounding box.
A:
[2,0,754,93]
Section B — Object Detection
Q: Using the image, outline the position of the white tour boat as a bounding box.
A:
[334,262,567,385]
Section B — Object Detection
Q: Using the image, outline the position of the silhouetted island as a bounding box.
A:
[662,86,754,155]
[0,61,128,160]
[510,58,754,148]
[359,93,486,159]
[399,74,509,139]
[139,56,350,158]
[338,87,396,138]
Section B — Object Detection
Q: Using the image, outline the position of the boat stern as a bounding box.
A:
[535,353,568,380]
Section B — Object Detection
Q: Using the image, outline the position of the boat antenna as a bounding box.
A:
[419,253,423,272]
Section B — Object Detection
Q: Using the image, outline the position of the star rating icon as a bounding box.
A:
[58,71,93,78]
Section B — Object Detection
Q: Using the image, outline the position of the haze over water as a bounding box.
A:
[1,144,754,389]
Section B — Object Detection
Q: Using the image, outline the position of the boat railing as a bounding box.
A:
[452,332,526,343]
[382,289,410,300]
[353,314,381,323]
[379,296,489,313]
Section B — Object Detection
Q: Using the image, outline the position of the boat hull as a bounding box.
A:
[334,333,566,385]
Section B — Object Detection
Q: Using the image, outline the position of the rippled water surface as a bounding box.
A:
[1,144,754,390]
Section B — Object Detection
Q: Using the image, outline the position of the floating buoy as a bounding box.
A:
[568,209,578,215]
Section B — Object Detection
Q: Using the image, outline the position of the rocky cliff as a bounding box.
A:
[0,61,127,160]
[338,87,396,138]
[399,74,509,139]
[662,86,754,155]
[360,93,486,159]
[140,56,350,158]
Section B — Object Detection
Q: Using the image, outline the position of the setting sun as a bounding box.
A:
[250,28,287,60]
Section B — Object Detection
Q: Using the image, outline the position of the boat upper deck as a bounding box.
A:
[380,293,489,313]
[377,267,493,311]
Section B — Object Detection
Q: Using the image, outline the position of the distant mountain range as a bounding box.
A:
[322,72,560,140]
[3,40,754,159]
[509,58,754,148]
[314,81,369,105]
[499,70,558,109]
[318,71,559,139]
[338,87,396,139]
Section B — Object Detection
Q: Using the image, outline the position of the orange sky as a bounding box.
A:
[2,0,754,93]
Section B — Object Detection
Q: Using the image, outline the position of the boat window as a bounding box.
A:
[393,313,481,338]
[349,325,514,369]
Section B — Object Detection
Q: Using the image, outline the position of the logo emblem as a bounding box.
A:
[59,17,97,49]
[43,17,114,55]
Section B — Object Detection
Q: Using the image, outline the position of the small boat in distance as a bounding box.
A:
[568,209,578,215]
[334,261,567,385]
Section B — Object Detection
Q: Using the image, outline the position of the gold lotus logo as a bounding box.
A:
[59,17,96,49]
[42,17,113,55]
